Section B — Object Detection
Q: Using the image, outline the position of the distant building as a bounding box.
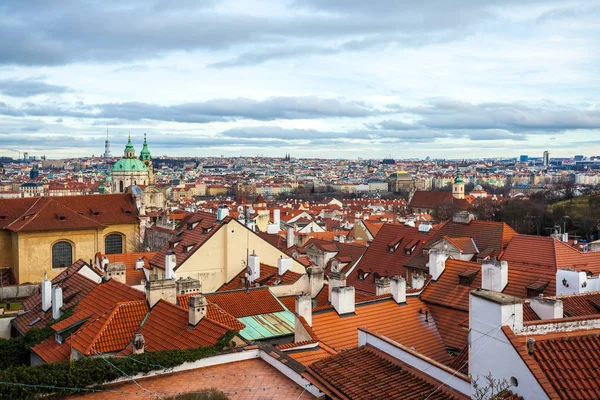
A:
[111,134,152,193]
[543,150,550,167]
[519,155,529,162]
[104,128,112,158]
[387,171,415,192]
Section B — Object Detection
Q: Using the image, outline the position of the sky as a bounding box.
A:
[0,0,599,160]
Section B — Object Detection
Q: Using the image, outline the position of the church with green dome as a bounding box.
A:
[110,134,154,193]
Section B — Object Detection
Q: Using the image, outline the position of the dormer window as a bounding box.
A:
[183,244,194,252]
[458,270,478,286]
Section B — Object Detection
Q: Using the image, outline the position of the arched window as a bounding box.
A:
[52,241,73,269]
[119,181,124,193]
[105,233,123,254]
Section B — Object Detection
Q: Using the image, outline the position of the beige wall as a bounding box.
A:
[160,220,306,293]
[6,222,139,284]
[0,231,13,270]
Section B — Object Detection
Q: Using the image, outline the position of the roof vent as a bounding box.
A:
[527,338,535,355]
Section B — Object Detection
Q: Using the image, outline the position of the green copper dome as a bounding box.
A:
[454,169,464,184]
[112,158,148,172]
[140,133,151,161]
[125,135,135,152]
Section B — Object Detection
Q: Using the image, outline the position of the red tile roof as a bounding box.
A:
[550,291,600,318]
[311,297,452,366]
[150,210,220,270]
[503,326,600,400]
[105,252,156,286]
[307,345,469,400]
[30,336,73,363]
[179,287,286,318]
[284,343,338,367]
[70,300,148,355]
[139,300,236,352]
[0,194,139,232]
[13,260,99,334]
[349,224,434,294]
[408,191,471,211]
[406,220,517,271]
[426,304,469,351]
[443,236,479,254]
[218,263,302,291]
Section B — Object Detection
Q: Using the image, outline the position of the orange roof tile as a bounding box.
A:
[218,263,302,292]
[311,297,452,366]
[179,287,286,318]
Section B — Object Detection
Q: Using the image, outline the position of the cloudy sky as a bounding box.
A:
[1,0,599,159]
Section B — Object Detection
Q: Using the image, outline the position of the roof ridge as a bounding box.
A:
[6,196,47,231]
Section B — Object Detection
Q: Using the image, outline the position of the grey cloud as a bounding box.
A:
[0,96,380,122]
[0,77,71,97]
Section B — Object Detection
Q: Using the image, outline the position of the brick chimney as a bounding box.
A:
[296,293,312,327]
[390,276,406,304]
[331,286,355,315]
[307,266,324,298]
[188,294,208,326]
[51,285,63,319]
[481,260,508,292]
[176,277,201,294]
[106,262,126,284]
[375,277,390,296]
[146,279,177,307]
[41,272,51,312]
[132,333,145,355]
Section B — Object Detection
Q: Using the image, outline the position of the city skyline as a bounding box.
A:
[1,1,599,159]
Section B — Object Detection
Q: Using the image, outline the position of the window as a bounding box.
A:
[105,234,123,254]
[119,181,124,192]
[52,241,72,269]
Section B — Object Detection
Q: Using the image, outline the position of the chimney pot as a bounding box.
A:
[481,260,508,292]
[51,285,63,319]
[527,338,535,355]
[296,294,312,327]
[277,257,293,275]
[188,294,208,326]
[390,276,406,304]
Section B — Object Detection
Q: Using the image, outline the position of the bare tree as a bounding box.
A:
[472,373,511,400]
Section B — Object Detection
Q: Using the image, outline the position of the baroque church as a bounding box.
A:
[105,134,165,212]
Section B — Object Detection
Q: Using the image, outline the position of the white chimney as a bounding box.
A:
[273,209,280,226]
[307,266,324,298]
[296,294,312,327]
[481,260,508,292]
[106,262,127,284]
[278,257,293,275]
[328,270,347,303]
[165,248,176,280]
[561,232,568,243]
[286,226,295,248]
[217,205,229,221]
[188,294,208,326]
[146,279,177,307]
[529,296,563,320]
[135,258,145,270]
[411,273,425,290]
[428,249,448,281]
[51,285,63,319]
[41,273,51,312]
[101,256,109,271]
[390,276,406,304]
[331,286,355,315]
[247,251,260,282]
[375,277,390,296]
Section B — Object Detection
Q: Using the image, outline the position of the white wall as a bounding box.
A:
[0,315,15,339]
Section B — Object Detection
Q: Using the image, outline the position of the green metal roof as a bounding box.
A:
[237,310,295,341]
[140,133,151,161]
[112,158,148,172]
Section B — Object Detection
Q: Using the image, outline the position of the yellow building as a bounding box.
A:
[149,211,305,293]
[0,194,141,283]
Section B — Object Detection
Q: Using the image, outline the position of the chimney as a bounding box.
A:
[135,258,145,270]
[527,338,535,355]
[411,273,425,290]
[307,266,324,298]
[331,286,355,315]
[390,276,406,304]
[165,248,176,280]
[41,272,51,312]
[188,294,208,326]
[481,260,508,292]
[339,235,345,243]
[375,277,390,296]
[106,262,127,284]
[247,251,260,282]
[278,257,293,275]
[296,294,312,327]
[452,211,474,224]
[469,289,523,382]
[133,333,145,355]
[145,279,177,307]
[328,269,347,303]
[287,226,295,248]
[273,209,280,226]
[101,256,109,271]
[428,249,447,281]
[176,277,201,294]
[217,205,229,221]
[51,285,63,319]
[529,296,563,320]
